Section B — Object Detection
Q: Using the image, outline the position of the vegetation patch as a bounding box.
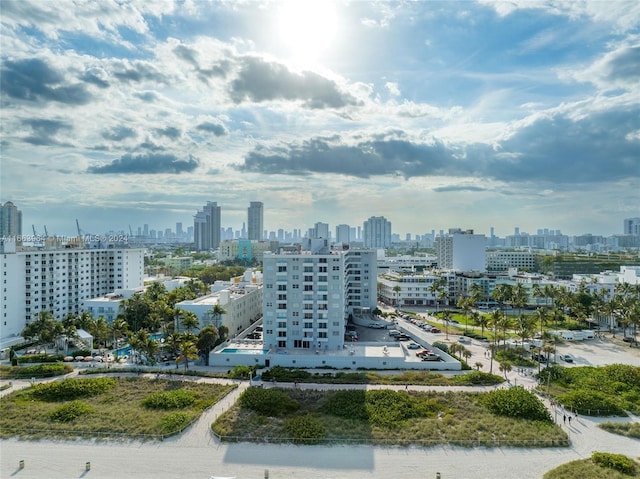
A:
[0,377,235,440]
[160,412,190,433]
[598,422,640,439]
[592,452,638,475]
[142,390,197,409]
[50,401,94,422]
[261,366,504,387]
[239,387,300,416]
[283,414,325,444]
[213,388,566,447]
[481,386,552,422]
[537,364,640,416]
[32,377,117,401]
[0,363,72,379]
[544,456,640,479]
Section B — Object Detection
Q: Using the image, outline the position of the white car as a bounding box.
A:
[407,343,421,349]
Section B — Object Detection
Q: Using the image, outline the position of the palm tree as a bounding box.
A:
[498,361,512,380]
[210,303,227,329]
[535,307,548,340]
[197,325,219,366]
[510,283,529,317]
[474,361,484,371]
[22,311,65,352]
[441,309,451,340]
[461,348,472,364]
[175,309,199,334]
[165,332,182,359]
[473,311,489,339]
[176,339,199,371]
[430,275,448,315]
[392,285,402,307]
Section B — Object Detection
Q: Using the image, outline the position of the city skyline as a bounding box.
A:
[1,1,639,236]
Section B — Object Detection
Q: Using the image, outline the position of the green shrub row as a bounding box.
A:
[452,371,503,386]
[50,400,94,422]
[17,354,65,364]
[557,389,626,416]
[481,386,552,423]
[32,377,116,401]
[0,363,72,379]
[592,452,637,475]
[432,341,449,353]
[463,331,488,341]
[142,390,197,409]
[239,387,300,416]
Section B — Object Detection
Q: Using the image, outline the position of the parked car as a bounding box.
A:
[388,329,401,337]
[622,336,634,343]
[421,353,441,361]
[407,343,421,349]
[559,354,574,363]
[532,353,547,362]
[430,328,441,334]
[396,334,411,341]
[416,349,433,357]
[457,336,471,344]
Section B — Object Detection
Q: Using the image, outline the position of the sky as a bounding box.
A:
[1,0,639,238]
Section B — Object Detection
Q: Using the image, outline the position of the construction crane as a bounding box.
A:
[129,225,134,236]
[32,224,38,236]
[43,225,49,238]
[76,219,84,237]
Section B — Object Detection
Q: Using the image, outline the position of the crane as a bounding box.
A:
[43,225,49,238]
[76,219,84,237]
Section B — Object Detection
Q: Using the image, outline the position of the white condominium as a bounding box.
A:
[247,202,264,241]
[363,216,391,248]
[0,241,144,340]
[262,248,377,351]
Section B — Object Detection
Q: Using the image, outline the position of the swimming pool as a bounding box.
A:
[221,348,269,355]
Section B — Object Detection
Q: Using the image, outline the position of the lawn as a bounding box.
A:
[212,387,568,447]
[0,377,236,440]
[544,454,640,479]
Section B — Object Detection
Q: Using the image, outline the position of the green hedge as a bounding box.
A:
[592,452,637,475]
[0,363,72,379]
[32,377,116,401]
[239,387,300,416]
[17,354,65,364]
[142,390,197,409]
[481,386,552,423]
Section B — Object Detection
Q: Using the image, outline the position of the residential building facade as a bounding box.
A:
[363,216,391,248]
[0,242,144,341]
[247,201,264,240]
[194,201,221,251]
[261,248,377,351]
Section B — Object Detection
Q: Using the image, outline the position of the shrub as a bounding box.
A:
[432,341,449,353]
[239,387,299,416]
[453,371,503,386]
[591,452,637,475]
[481,386,552,422]
[0,363,71,379]
[18,353,65,364]
[69,349,92,358]
[365,390,426,427]
[599,422,640,439]
[32,378,116,401]
[142,390,197,409]
[321,390,368,420]
[50,400,94,422]
[160,412,191,433]
[557,389,625,416]
[283,414,325,444]
[228,365,254,380]
[261,366,312,382]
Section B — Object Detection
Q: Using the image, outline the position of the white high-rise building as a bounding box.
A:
[435,229,486,272]
[247,201,264,240]
[262,249,377,351]
[0,243,144,341]
[363,216,391,248]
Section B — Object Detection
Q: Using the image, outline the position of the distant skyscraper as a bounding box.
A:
[624,218,640,236]
[176,222,183,237]
[363,216,392,248]
[247,201,263,240]
[336,224,351,243]
[194,201,221,251]
[0,201,22,237]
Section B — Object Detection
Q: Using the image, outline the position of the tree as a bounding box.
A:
[492,284,513,310]
[209,303,227,328]
[499,361,512,380]
[176,309,199,334]
[461,348,472,364]
[441,309,451,340]
[474,361,484,371]
[535,307,548,340]
[197,325,219,366]
[392,285,402,307]
[429,275,448,314]
[119,293,152,332]
[473,311,489,339]
[165,332,183,358]
[510,283,529,318]
[176,339,199,371]
[21,311,64,352]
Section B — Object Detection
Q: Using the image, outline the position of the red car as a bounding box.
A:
[416,349,433,357]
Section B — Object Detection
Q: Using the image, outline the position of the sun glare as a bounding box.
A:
[277,0,338,66]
